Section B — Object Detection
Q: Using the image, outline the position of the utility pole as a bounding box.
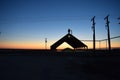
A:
[45,38,47,49]
[91,16,96,53]
[104,15,111,52]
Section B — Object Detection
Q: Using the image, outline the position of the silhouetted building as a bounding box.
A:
[51,29,88,50]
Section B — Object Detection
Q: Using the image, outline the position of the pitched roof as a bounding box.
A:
[51,33,87,50]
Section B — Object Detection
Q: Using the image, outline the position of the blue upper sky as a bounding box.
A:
[0,0,120,49]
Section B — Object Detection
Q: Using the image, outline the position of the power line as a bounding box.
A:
[81,35,120,50]
[81,36,120,42]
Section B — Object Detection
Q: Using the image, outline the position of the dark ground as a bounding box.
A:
[0,49,120,80]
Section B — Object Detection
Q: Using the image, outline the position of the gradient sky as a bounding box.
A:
[0,0,120,49]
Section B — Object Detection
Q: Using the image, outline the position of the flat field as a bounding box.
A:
[0,49,120,80]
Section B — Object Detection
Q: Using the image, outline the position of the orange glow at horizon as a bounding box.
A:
[0,41,45,49]
[0,40,120,49]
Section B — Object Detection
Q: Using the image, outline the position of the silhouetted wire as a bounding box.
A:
[81,35,120,42]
